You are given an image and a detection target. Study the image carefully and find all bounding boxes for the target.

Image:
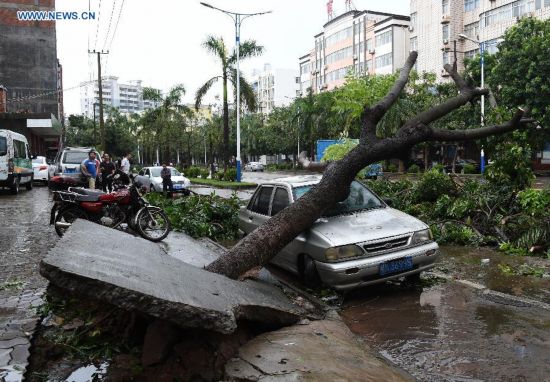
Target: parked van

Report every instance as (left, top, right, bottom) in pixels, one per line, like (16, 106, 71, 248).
(0, 129, 33, 194)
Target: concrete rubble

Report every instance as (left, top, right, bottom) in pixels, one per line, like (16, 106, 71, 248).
(39, 219, 305, 335)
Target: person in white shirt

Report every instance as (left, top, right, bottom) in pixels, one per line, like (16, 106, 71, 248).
(120, 153, 132, 174)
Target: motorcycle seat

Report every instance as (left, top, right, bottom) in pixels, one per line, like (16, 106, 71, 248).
(69, 187, 105, 196)
(75, 194, 101, 202)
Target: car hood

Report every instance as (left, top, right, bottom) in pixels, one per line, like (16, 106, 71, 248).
(312, 207, 427, 247)
(152, 176, 189, 183)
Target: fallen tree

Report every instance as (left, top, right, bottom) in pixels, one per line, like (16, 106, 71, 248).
(206, 51, 536, 279)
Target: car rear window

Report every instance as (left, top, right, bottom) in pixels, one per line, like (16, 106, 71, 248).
(63, 151, 90, 164)
(293, 181, 383, 216)
(0, 137, 6, 156)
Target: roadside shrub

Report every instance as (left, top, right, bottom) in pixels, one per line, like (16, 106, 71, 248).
(387, 163, 398, 172)
(184, 166, 201, 178)
(485, 139, 534, 191)
(199, 168, 209, 179)
(147, 193, 240, 240)
(462, 163, 477, 174)
(517, 189, 550, 216)
(413, 169, 455, 203)
(224, 168, 237, 182)
(407, 164, 420, 174)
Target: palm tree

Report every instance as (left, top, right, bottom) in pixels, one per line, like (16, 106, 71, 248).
(195, 36, 263, 168)
(140, 85, 191, 164)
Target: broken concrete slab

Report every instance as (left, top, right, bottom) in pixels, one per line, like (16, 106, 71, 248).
(159, 231, 224, 268)
(225, 317, 413, 382)
(40, 220, 305, 335)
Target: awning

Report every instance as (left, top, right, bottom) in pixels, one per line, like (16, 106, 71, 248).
(26, 114, 61, 137)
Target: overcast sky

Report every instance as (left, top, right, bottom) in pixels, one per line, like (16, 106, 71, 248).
(56, 0, 409, 115)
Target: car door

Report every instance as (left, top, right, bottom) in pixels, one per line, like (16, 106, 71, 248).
(269, 187, 298, 271)
(241, 185, 274, 234)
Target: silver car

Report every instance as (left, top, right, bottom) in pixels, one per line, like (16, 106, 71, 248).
(244, 162, 264, 172)
(134, 166, 191, 192)
(239, 175, 439, 291)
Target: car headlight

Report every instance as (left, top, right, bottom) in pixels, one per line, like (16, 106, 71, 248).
(411, 229, 433, 245)
(325, 244, 364, 262)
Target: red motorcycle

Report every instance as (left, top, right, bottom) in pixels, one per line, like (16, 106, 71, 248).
(50, 172, 171, 242)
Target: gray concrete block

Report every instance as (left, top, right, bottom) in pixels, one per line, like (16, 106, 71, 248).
(40, 220, 304, 334)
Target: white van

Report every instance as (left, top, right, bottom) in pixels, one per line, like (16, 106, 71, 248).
(0, 129, 34, 194)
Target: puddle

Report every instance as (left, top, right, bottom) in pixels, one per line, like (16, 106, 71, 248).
(341, 282, 550, 381)
(438, 246, 550, 303)
(65, 362, 108, 382)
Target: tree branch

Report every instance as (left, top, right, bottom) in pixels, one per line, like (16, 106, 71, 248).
(360, 51, 418, 142)
(298, 151, 328, 172)
(427, 110, 534, 141)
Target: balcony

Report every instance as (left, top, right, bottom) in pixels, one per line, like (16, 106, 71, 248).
(441, 14, 451, 24)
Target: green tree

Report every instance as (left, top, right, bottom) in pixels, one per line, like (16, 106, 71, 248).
(195, 36, 263, 168)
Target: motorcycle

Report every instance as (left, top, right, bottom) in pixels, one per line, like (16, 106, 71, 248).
(50, 171, 171, 242)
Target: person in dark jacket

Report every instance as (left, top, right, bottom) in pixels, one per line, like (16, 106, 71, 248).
(160, 163, 173, 198)
(100, 153, 116, 192)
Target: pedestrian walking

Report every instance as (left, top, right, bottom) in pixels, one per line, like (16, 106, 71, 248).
(121, 153, 132, 174)
(81, 150, 99, 189)
(100, 153, 116, 192)
(160, 163, 173, 198)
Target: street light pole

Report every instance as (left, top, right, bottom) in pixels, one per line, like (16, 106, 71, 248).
(458, 34, 484, 126)
(200, 2, 271, 182)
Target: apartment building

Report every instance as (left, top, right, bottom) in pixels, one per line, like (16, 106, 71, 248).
(298, 10, 410, 96)
(410, 0, 550, 79)
(80, 77, 161, 119)
(250, 64, 298, 114)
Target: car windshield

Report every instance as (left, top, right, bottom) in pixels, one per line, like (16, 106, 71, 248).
(0, 137, 7, 156)
(63, 151, 91, 164)
(292, 180, 383, 216)
(32, 157, 44, 164)
(150, 167, 180, 177)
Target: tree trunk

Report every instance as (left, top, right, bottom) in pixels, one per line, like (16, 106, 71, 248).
(206, 52, 533, 280)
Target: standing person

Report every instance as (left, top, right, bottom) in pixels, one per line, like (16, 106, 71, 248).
(100, 153, 116, 192)
(81, 150, 98, 189)
(121, 153, 132, 175)
(160, 163, 173, 198)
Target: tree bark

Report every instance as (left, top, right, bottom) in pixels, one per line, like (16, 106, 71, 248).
(206, 53, 535, 279)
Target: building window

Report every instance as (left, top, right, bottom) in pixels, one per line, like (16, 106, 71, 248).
(375, 53, 392, 68)
(483, 38, 501, 54)
(442, 24, 450, 42)
(442, 0, 449, 14)
(482, 0, 535, 27)
(366, 60, 373, 72)
(410, 36, 418, 52)
(326, 46, 353, 65)
(464, 49, 479, 59)
(442, 51, 452, 66)
(463, 22, 479, 39)
(366, 39, 373, 52)
(410, 12, 417, 29)
(325, 26, 353, 47)
(465, 0, 480, 12)
(375, 30, 392, 47)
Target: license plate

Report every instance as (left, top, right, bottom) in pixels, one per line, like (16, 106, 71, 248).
(64, 168, 76, 173)
(379, 257, 413, 276)
(174, 184, 183, 189)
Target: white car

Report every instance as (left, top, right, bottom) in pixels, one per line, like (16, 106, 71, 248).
(239, 175, 439, 291)
(135, 166, 191, 192)
(32, 156, 49, 184)
(244, 162, 264, 172)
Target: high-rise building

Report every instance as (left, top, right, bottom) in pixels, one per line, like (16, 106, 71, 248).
(0, 0, 60, 116)
(410, 0, 550, 79)
(80, 77, 161, 119)
(0, 0, 62, 156)
(250, 64, 298, 114)
(298, 10, 410, 96)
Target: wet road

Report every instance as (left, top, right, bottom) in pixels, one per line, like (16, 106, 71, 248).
(340, 247, 550, 382)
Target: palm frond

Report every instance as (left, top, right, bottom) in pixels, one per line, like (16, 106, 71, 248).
(228, 40, 264, 64)
(229, 70, 257, 111)
(194, 76, 221, 110)
(203, 35, 228, 65)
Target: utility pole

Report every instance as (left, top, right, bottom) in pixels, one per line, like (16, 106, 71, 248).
(89, 50, 109, 151)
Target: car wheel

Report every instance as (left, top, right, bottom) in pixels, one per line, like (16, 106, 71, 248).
(303, 255, 322, 289)
(10, 177, 20, 195)
(26, 176, 33, 190)
(150, 185, 155, 193)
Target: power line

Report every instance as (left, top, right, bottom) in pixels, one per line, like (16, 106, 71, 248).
(6, 84, 84, 104)
(102, 0, 118, 52)
(105, 0, 125, 52)
(93, 0, 103, 51)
